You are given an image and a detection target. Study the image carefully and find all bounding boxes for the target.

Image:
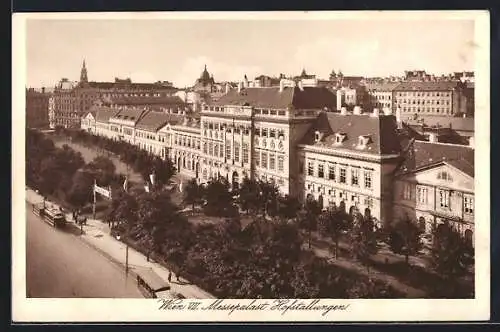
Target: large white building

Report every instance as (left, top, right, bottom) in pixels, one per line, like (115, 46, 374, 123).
(81, 79, 475, 242)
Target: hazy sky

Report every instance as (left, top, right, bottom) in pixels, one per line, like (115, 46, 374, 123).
(25, 17, 475, 88)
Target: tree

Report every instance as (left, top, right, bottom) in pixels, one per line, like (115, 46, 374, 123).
(430, 222, 474, 280)
(67, 169, 94, 209)
(350, 212, 379, 271)
(85, 155, 116, 186)
(183, 178, 202, 211)
(257, 180, 280, 216)
(277, 195, 301, 220)
(318, 206, 351, 259)
(388, 215, 424, 266)
(202, 177, 235, 217)
(238, 177, 260, 214)
(299, 196, 322, 249)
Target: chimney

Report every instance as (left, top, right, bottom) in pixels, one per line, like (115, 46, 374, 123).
(298, 80, 304, 91)
(353, 106, 362, 115)
(340, 107, 347, 115)
(428, 133, 438, 143)
(279, 79, 285, 93)
(372, 108, 380, 117)
(225, 84, 230, 94)
(382, 107, 392, 116)
(469, 136, 474, 148)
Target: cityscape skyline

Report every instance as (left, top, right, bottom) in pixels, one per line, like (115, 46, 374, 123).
(26, 16, 475, 88)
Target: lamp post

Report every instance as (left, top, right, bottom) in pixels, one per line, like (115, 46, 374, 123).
(116, 233, 129, 276)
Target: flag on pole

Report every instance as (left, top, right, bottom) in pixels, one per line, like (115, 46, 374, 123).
(123, 176, 128, 192)
(149, 172, 155, 187)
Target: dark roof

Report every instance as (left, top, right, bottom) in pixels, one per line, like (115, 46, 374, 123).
(406, 116, 474, 132)
(300, 112, 402, 155)
(111, 108, 148, 122)
(399, 141, 474, 177)
(394, 81, 461, 91)
(135, 111, 172, 131)
(364, 82, 400, 91)
(94, 107, 121, 122)
(106, 96, 186, 106)
(211, 86, 336, 110)
(88, 81, 177, 91)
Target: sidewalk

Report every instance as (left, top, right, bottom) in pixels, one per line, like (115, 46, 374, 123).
(25, 188, 215, 299)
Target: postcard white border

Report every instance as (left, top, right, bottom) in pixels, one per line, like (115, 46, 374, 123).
(12, 10, 490, 322)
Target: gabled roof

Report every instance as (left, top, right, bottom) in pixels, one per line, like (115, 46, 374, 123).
(136, 111, 184, 132)
(398, 141, 474, 177)
(299, 112, 402, 156)
(394, 81, 461, 91)
(94, 107, 121, 123)
(105, 96, 186, 106)
(210, 86, 336, 110)
(111, 108, 148, 123)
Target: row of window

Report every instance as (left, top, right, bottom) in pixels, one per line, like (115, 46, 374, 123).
(175, 135, 201, 149)
(400, 107, 451, 114)
(254, 127, 286, 139)
(306, 184, 374, 208)
(254, 151, 285, 172)
(398, 99, 450, 105)
(304, 160, 373, 190)
(397, 91, 451, 97)
(254, 109, 287, 116)
(404, 183, 474, 214)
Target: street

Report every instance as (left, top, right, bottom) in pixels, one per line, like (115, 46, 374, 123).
(26, 202, 143, 298)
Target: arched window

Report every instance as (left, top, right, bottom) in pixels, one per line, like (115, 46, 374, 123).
(465, 229, 473, 247)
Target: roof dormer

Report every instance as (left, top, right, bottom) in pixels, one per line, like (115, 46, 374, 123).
(334, 133, 347, 145)
(357, 135, 371, 149)
(314, 130, 324, 143)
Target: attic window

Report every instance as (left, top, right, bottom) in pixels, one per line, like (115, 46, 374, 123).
(335, 133, 347, 144)
(437, 171, 453, 182)
(314, 131, 324, 143)
(357, 135, 371, 148)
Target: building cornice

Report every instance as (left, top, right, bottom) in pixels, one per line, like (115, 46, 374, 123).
(298, 144, 401, 163)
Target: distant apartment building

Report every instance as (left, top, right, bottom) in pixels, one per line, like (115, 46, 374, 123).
(364, 82, 399, 111)
(393, 81, 468, 117)
(53, 60, 177, 128)
(26, 88, 50, 129)
(335, 86, 367, 111)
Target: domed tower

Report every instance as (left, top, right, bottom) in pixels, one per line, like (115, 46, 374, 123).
(80, 59, 88, 84)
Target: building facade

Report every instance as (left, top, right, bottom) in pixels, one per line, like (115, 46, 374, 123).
(393, 81, 467, 117)
(53, 61, 178, 128)
(392, 140, 474, 246)
(82, 79, 475, 242)
(26, 88, 50, 129)
(364, 82, 399, 111)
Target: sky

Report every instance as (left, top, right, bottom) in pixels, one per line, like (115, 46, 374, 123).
(25, 15, 475, 88)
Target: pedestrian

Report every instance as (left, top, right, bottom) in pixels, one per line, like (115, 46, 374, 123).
(168, 271, 172, 283)
(176, 269, 181, 282)
(146, 251, 150, 262)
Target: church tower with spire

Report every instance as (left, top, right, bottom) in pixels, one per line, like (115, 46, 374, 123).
(80, 59, 88, 85)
